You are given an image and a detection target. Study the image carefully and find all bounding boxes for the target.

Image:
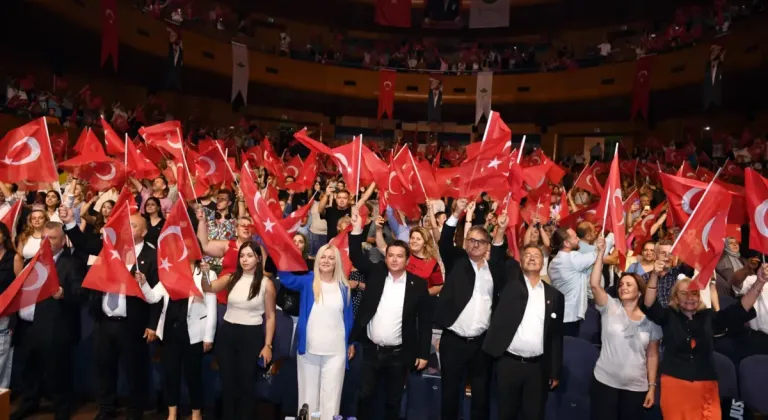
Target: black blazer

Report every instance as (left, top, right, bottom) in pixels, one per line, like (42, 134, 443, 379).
(434, 221, 507, 330)
(64, 225, 162, 334)
(482, 253, 565, 381)
(14, 251, 86, 345)
(348, 231, 431, 365)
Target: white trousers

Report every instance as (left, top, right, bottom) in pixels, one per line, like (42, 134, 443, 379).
(297, 352, 346, 420)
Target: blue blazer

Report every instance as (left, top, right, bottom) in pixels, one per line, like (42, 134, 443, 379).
(277, 271, 355, 357)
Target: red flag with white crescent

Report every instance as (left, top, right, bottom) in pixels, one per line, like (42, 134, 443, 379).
(0, 239, 60, 316)
(157, 199, 203, 300)
(595, 150, 627, 258)
(745, 168, 768, 255)
(0, 118, 58, 184)
(378, 70, 396, 119)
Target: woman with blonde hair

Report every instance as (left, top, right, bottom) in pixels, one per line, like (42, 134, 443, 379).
(14, 209, 49, 274)
(277, 244, 355, 420)
(643, 261, 767, 419)
(375, 221, 443, 296)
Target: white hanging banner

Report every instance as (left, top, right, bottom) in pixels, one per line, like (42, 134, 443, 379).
(231, 41, 249, 103)
(469, 0, 510, 29)
(475, 71, 493, 124)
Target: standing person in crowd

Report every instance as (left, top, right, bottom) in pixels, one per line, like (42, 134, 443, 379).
(642, 240, 693, 307)
(277, 244, 355, 420)
(130, 176, 175, 215)
(137, 261, 218, 420)
(201, 241, 276, 420)
(0, 224, 16, 388)
(61, 209, 161, 420)
(308, 189, 328, 256)
(11, 223, 85, 420)
(627, 241, 656, 275)
(589, 236, 661, 420)
(14, 209, 49, 274)
(731, 265, 768, 355)
(483, 214, 565, 420)
(375, 221, 443, 296)
(142, 197, 165, 247)
(44, 190, 62, 222)
(435, 198, 505, 420)
(643, 261, 767, 419)
(549, 227, 599, 337)
(318, 183, 375, 240)
(348, 206, 431, 420)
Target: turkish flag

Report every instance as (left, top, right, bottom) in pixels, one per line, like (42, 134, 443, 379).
(631, 56, 651, 120)
(464, 111, 512, 164)
(103, 201, 137, 266)
(175, 161, 210, 201)
(696, 166, 716, 182)
(665, 148, 686, 167)
(378, 70, 396, 119)
(50, 131, 68, 161)
(672, 182, 731, 290)
(0, 118, 58, 184)
(560, 203, 599, 230)
(677, 160, 697, 179)
(286, 151, 318, 192)
(263, 184, 283, 219)
(283, 155, 304, 181)
(197, 145, 233, 185)
(0, 201, 22, 241)
(574, 164, 603, 195)
(281, 200, 314, 234)
(619, 159, 638, 176)
(375, 0, 412, 27)
(521, 185, 551, 225)
(83, 240, 145, 298)
(80, 159, 127, 192)
(0, 239, 60, 316)
(157, 199, 203, 300)
(745, 168, 768, 255)
(138, 121, 184, 160)
(101, 0, 119, 71)
(435, 167, 462, 198)
(660, 173, 706, 228)
(101, 117, 125, 156)
(630, 202, 666, 252)
(241, 165, 307, 272)
(723, 161, 745, 178)
(596, 151, 627, 258)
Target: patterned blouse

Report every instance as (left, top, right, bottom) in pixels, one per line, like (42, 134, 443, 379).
(203, 207, 237, 267)
(350, 270, 367, 316)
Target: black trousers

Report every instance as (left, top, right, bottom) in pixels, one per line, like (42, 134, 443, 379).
(590, 376, 647, 420)
(496, 354, 548, 420)
(162, 320, 204, 410)
(439, 330, 491, 420)
(14, 320, 73, 420)
(216, 321, 264, 420)
(562, 320, 582, 338)
(357, 342, 409, 420)
(95, 318, 149, 419)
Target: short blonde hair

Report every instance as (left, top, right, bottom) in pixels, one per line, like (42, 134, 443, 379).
(668, 277, 707, 312)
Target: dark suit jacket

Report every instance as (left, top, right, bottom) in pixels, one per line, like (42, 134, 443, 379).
(434, 221, 507, 330)
(482, 252, 565, 381)
(348, 231, 431, 365)
(14, 251, 86, 346)
(64, 225, 162, 334)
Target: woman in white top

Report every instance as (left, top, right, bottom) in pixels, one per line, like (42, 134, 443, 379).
(201, 241, 276, 420)
(44, 190, 62, 222)
(589, 235, 661, 420)
(14, 209, 49, 275)
(278, 244, 355, 420)
(138, 261, 218, 420)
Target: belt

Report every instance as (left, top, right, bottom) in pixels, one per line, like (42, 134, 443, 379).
(105, 316, 127, 322)
(368, 342, 403, 352)
(504, 352, 542, 363)
(443, 329, 485, 343)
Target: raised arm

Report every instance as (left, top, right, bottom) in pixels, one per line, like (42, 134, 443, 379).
(276, 270, 314, 291)
(349, 206, 374, 276)
(195, 207, 228, 257)
(589, 235, 608, 307)
(374, 216, 387, 255)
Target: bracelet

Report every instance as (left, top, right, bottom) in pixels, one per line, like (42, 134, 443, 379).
(648, 382, 657, 387)
(266, 343, 273, 349)
(647, 286, 657, 289)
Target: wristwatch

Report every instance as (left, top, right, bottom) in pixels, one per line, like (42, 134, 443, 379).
(266, 343, 273, 349)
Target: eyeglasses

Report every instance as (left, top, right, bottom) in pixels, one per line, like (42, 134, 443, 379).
(678, 290, 700, 298)
(467, 238, 490, 247)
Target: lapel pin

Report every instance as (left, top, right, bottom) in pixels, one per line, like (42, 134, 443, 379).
(551, 312, 557, 319)
(546, 300, 551, 304)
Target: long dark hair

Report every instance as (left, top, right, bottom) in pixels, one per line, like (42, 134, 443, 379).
(0, 223, 15, 254)
(227, 240, 264, 300)
(143, 197, 164, 220)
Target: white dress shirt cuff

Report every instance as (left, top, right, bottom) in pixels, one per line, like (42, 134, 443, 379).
(64, 221, 77, 231)
(446, 215, 459, 227)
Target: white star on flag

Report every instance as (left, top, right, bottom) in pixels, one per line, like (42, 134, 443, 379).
(159, 258, 172, 271)
(263, 218, 276, 232)
(110, 249, 121, 260)
(487, 157, 502, 170)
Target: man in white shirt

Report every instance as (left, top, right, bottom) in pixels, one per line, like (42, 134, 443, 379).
(549, 227, 599, 337)
(482, 231, 565, 420)
(348, 207, 431, 420)
(435, 198, 505, 420)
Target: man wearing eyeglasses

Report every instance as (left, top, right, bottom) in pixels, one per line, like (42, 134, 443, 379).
(435, 198, 507, 420)
(483, 215, 565, 420)
(642, 239, 694, 307)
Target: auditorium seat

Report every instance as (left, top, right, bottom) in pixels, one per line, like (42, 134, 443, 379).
(738, 355, 768, 414)
(546, 336, 598, 420)
(713, 351, 739, 399)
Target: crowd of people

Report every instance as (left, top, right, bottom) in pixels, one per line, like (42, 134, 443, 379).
(0, 106, 767, 420)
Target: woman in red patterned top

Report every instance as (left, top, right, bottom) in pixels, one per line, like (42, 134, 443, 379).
(375, 218, 443, 295)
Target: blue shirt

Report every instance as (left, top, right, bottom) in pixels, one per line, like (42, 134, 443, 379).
(277, 271, 355, 358)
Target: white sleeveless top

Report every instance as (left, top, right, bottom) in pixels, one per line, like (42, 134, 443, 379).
(22, 236, 42, 259)
(224, 274, 267, 326)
